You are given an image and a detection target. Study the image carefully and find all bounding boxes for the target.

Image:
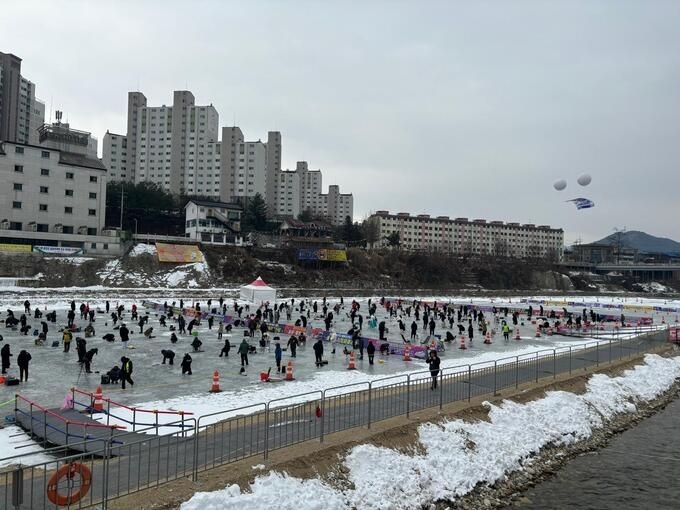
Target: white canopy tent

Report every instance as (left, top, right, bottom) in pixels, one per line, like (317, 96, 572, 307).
(239, 276, 277, 304)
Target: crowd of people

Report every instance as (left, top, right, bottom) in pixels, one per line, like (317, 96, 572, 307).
(0, 295, 623, 395)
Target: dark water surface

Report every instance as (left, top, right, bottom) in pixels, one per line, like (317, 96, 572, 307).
(517, 397, 680, 509)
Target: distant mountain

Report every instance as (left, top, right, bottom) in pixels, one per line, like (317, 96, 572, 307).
(595, 230, 680, 256)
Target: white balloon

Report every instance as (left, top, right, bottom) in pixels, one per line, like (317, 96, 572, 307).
(577, 173, 592, 186)
(553, 179, 567, 191)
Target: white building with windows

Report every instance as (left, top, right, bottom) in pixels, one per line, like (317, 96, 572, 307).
(184, 198, 243, 245)
(0, 123, 120, 255)
(273, 161, 353, 226)
(370, 211, 563, 260)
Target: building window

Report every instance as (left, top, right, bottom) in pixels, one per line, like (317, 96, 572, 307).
(65, 189, 74, 197)
(103, 243, 109, 250)
(9, 222, 22, 230)
(39, 204, 48, 212)
(12, 201, 21, 209)
(62, 226, 74, 234)
(37, 223, 49, 232)
(41, 151, 50, 159)
(41, 168, 50, 176)
(90, 176, 98, 183)
(65, 206, 73, 214)
(14, 146, 24, 154)
(88, 209, 96, 216)
(40, 186, 48, 193)
(14, 165, 23, 173)
(87, 228, 97, 236)
(91, 243, 97, 249)
(66, 172, 74, 179)
(89, 192, 97, 199)
(13, 183, 23, 191)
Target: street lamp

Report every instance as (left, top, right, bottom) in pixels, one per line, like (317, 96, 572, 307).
(133, 219, 138, 236)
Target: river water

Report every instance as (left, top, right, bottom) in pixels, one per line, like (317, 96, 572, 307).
(516, 396, 680, 509)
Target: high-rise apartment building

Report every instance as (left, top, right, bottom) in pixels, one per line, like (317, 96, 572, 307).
(273, 161, 353, 225)
(103, 89, 353, 225)
(0, 51, 45, 144)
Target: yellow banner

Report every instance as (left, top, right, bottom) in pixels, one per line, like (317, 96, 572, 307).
(0, 243, 32, 253)
(318, 249, 347, 262)
(156, 243, 204, 263)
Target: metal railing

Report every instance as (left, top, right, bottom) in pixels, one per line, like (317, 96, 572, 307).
(0, 328, 669, 509)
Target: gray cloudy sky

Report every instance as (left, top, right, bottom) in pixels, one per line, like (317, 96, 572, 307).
(3, 1, 679, 244)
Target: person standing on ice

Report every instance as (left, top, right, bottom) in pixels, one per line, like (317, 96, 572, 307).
(120, 356, 134, 389)
(428, 317, 436, 336)
(219, 338, 231, 357)
(1, 344, 11, 374)
(274, 342, 282, 373)
(238, 338, 250, 366)
(17, 349, 31, 381)
(119, 323, 130, 347)
(313, 338, 324, 367)
(410, 321, 418, 341)
(467, 322, 474, 343)
(427, 350, 441, 390)
(287, 335, 298, 358)
(366, 340, 376, 365)
(181, 353, 193, 375)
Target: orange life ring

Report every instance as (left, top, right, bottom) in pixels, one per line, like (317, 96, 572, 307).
(46, 462, 92, 506)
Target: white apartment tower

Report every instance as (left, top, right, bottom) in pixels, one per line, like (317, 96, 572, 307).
(273, 161, 354, 225)
(104, 91, 220, 195)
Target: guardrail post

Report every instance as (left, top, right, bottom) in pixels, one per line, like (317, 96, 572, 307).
(320, 391, 325, 444)
(493, 361, 497, 395)
(596, 341, 600, 367)
(406, 374, 411, 418)
(439, 370, 443, 409)
(569, 346, 572, 374)
(102, 438, 111, 510)
(41, 408, 46, 447)
(467, 365, 471, 402)
(264, 403, 270, 460)
(367, 382, 372, 429)
(535, 352, 539, 382)
(609, 339, 612, 363)
(154, 410, 159, 435)
(133, 408, 137, 432)
(192, 418, 200, 481)
(106, 399, 111, 427)
(515, 357, 519, 388)
(553, 350, 556, 379)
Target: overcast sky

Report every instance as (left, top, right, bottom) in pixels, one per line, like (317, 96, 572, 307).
(3, 1, 679, 244)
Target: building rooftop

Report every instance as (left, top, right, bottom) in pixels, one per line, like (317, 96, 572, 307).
(184, 198, 242, 210)
(59, 151, 107, 171)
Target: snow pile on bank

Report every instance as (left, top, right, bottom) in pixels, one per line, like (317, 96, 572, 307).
(180, 354, 680, 510)
(129, 243, 157, 257)
(636, 282, 672, 294)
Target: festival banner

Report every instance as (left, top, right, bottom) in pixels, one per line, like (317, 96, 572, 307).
(156, 243, 204, 263)
(0, 243, 32, 253)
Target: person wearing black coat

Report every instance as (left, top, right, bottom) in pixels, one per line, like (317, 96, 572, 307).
(161, 349, 175, 365)
(366, 340, 376, 365)
(84, 348, 98, 373)
(219, 338, 230, 357)
(427, 350, 441, 390)
(378, 321, 386, 340)
(119, 324, 130, 346)
(181, 353, 192, 375)
(120, 356, 134, 389)
(1, 344, 11, 374)
(17, 350, 31, 381)
(313, 339, 324, 367)
(76, 337, 87, 363)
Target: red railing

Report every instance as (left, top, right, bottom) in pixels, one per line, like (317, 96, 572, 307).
(71, 387, 193, 433)
(15, 394, 122, 430)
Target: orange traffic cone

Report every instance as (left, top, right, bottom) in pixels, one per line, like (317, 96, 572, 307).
(209, 370, 222, 392)
(347, 351, 356, 370)
(483, 332, 492, 344)
(403, 344, 412, 361)
(92, 386, 104, 412)
(514, 328, 521, 341)
(459, 335, 467, 349)
(285, 361, 295, 380)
